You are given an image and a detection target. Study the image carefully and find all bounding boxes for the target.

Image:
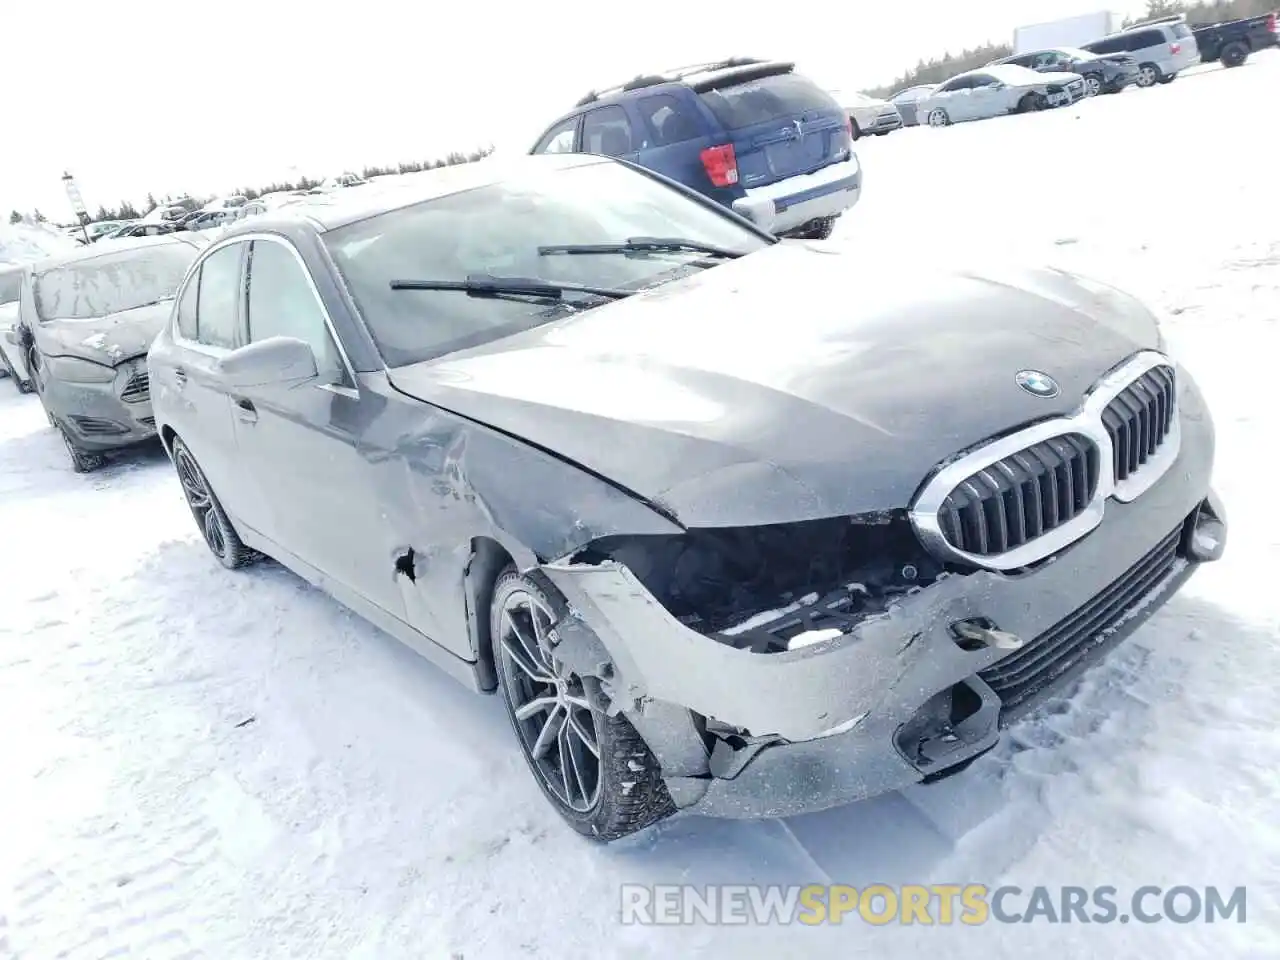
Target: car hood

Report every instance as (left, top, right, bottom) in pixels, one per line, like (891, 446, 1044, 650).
(388, 242, 1163, 529)
(34, 300, 172, 366)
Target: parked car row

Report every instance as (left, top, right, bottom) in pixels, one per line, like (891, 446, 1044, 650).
(885, 13, 1263, 129)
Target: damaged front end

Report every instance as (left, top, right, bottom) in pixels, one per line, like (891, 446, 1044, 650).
(568, 511, 948, 654)
(539, 510, 1013, 817)
(537, 481, 1220, 818)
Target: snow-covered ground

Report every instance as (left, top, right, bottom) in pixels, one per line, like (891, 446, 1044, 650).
(3, 58, 1279, 960)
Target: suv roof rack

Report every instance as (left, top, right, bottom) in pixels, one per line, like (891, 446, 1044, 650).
(574, 57, 771, 107)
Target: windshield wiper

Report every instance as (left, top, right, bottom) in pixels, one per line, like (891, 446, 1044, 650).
(537, 236, 746, 260)
(389, 274, 633, 301)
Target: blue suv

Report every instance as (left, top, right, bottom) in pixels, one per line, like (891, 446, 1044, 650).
(529, 58, 862, 240)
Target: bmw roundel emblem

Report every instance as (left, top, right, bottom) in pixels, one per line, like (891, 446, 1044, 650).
(1015, 369, 1060, 399)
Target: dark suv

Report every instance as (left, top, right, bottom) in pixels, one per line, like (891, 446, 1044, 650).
(529, 58, 861, 240)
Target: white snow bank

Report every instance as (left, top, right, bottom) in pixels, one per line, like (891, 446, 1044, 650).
(0, 220, 78, 265)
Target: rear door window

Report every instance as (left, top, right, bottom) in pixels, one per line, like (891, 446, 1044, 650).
(1083, 37, 1122, 54)
(637, 93, 703, 145)
(581, 106, 635, 157)
(1127, 30, 1161, 50)
(698, 72, 841, 130)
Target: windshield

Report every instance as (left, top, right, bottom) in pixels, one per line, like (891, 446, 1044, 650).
(323, 159, 770, 367)
(33, 242, 199, 321)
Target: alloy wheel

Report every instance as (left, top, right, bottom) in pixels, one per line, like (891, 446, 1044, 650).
(928, 109, 948, 127)
(175, 445, 226, 558)
(498, 588, 602, 812)
(1084, 76, 1102, 96)
(1138, 66, 1157, 87)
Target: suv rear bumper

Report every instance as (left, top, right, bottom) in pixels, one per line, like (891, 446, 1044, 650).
(731, 155, 862, 236)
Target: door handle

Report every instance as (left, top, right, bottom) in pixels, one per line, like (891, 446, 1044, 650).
(234, 397, 257, 424)
(173, 366, 187, 388)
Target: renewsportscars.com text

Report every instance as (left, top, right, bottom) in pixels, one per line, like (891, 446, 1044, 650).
(619, 883, 1247, 926)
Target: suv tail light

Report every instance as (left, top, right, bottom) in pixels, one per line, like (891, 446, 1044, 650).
(1170, 41, 1182, 54)
(1267, 12, 1276, 32)
(700, 144, 739, 187)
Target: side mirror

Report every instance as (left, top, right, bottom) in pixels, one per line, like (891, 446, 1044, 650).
(216, 336, 317, 389)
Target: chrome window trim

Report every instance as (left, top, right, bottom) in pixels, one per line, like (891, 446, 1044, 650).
(909, 350, 1180, 571)
(170, 232, 359, 393)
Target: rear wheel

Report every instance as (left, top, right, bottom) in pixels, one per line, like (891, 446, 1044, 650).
(791, 217, 836, 241)
(172, 437, 259, 569)
(1136, 63, 1160, 87)
(1221, 42, 1249, 68)
(491, 568, 674, 841)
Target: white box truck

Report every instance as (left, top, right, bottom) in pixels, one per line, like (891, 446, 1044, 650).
(1013, 11, 1119, 53)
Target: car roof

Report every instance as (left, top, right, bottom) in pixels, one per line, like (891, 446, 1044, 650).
(955, 63, 1038, 82)
(216, 153, 608, 236)
(28, 232, 208, 273)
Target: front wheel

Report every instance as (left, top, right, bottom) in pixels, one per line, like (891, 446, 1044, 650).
(171, 437, 259, 569)
(1018, 92, 1047, 113)
(926, 107, 950, 127)
(491, 568, 674, 841)
(60, 428, 105, 474)
(0, 348, 30, 393)
(1136, 63, 1160, 87)
(1083, 74, 1103, 97)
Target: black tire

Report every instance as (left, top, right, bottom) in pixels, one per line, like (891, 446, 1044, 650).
(0, 348, 30, 393)
(1221, 43, 1249, 68)
(791, 217, 836, 241)
(59, 427, 106, 473)
(1018, 92, 1047, 113)
(926, 107, 950, 127)
(874, 130, 890, 136)
(1136, 63, 1160, 87)
(171, 436, 260, 569)
(1157, 73, 1176, 84)
(491, 567, 674, 841)
(849, 118, 862, 141)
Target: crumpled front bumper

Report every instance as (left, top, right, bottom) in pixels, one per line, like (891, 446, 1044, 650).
(542, 376, 1222, 820)
(43, 361, 156, 451)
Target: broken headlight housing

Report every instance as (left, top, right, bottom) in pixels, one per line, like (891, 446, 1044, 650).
(570, 511, 951, 653)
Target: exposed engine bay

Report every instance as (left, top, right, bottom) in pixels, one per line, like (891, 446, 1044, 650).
(570, 511, 956, 653)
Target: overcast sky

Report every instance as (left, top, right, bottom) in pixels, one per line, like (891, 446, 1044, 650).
(2, 0, 1147, 220)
